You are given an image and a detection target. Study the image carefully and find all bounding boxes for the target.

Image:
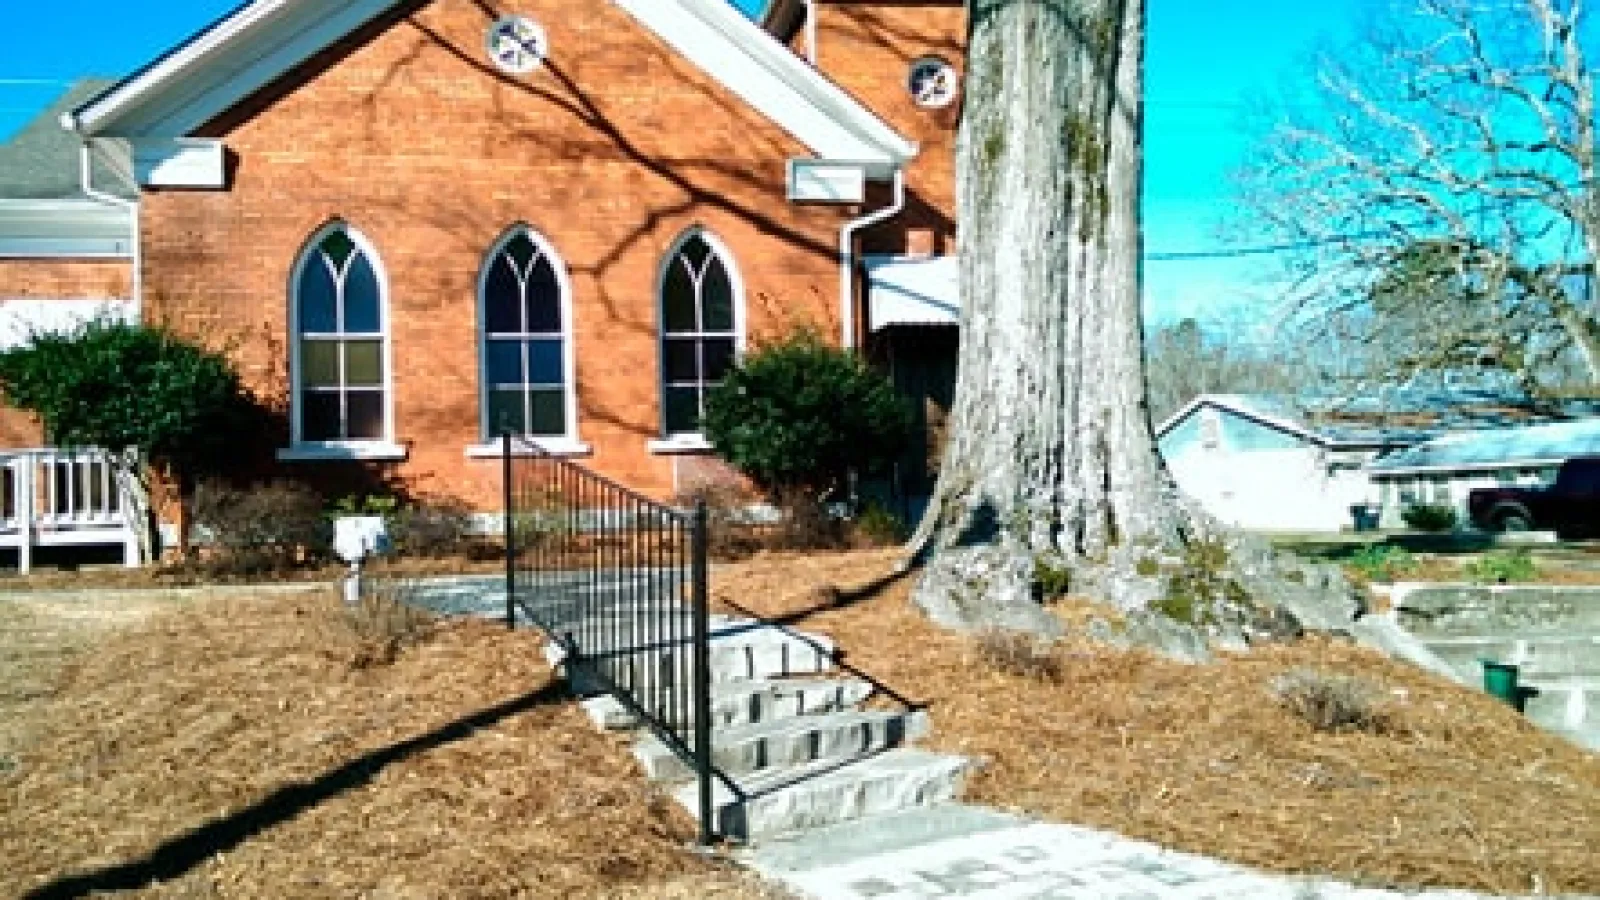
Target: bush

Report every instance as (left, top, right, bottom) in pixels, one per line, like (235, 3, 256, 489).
(852, 501, 907, 547)
(1462, 548, 1537, 584)
(702, 330, 913, 499)
(191, 480, 330, 574)
(974, 629, 1062, 683)
(674, 480, 768, 560)
(1347, 544, 1419, 583)
(342, 578, 435, 668)
(1270, 668, 1396, 734)
(1401, 502, 1458, 532)
(388, 499, 479, 559)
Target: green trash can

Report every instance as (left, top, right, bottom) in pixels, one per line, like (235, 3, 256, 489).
(1482, 661, 1539, 713)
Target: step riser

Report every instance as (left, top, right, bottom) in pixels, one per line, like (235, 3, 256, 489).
(639, 712, 930, 781)
(546, 636, 834, 684)
(587, 681, 876, 730)
(708, 760, 970, 842)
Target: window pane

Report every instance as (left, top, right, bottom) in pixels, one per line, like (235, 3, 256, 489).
(665, 386, 701, 434)
(321, 229, 356, 269)
(526, 255, 562, 333)
(506, 232, 537, 271)
(301, 340, 339, 388)
(486, 340, 524, 385)
(302, 391, 342, 441)
(347, 390, 384, 440)
(528, 338, 564, 385)
(681, 234, 711, 271)
(662, 257, 697, 333)
(702, 257, 734, 331)
(484, 255, 522, 334)
(529, 389, 566, 436)
(703, 338, 736, 382)
(298, 257, 338, 333)
(345, 340, 382, 387)
(344, 251, 382, 334)
(663, 338, 699, 383)
(488, 389, 526, 435)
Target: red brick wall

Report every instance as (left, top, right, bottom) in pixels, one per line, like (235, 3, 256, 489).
(814, 1, 965, 256)
(142, 0, 877, 509)
(0, 259, 131, 300)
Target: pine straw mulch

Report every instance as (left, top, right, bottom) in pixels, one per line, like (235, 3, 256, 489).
(0, 591, 786, 899)
(713, 549, 1600, 897)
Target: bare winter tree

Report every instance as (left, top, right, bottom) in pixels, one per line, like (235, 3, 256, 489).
(1238, 0, 1600, 393)
(906, 1, 1358, 640)
(1144, 315, 1312, 422)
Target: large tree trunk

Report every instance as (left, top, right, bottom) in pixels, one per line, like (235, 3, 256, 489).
(908, 0, 1185, 633)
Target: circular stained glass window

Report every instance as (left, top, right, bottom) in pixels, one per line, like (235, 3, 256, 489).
(487, 15, 547, 75)
(908, 57, 959, 109)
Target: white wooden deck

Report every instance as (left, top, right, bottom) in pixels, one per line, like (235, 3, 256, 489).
(0, 448, 139, 572)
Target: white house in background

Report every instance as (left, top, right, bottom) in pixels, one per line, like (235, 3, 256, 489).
(1367, 418, 1600, 529)
(1156, 395, 1422, 533)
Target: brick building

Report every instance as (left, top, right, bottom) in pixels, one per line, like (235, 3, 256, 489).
(27, 0, 967, 511)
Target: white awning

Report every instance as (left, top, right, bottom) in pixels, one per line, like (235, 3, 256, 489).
(864, 254, 959, 331)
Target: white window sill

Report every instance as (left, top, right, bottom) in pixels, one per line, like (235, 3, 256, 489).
(647, 435, 713, 455)
(465, 438, 593, 459)
(276, 442, 408, 462)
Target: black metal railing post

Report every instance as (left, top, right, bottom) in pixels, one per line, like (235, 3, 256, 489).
(502, 432, 515, 631)
(501, 440, 722, 844)
(690, 500, 714, 845)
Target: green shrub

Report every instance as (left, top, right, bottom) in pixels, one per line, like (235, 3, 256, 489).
(1401, 502, 1458, 532)
(702, 330, 913, 499)
(1462, 548, 1537, 584)
(0, 319, 263, 558)
(853, 501, 907, 547)
(1347, 544, 1419, 582)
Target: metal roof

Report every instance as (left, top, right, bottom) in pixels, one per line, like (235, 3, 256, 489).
(1369, 418, 1600, 473)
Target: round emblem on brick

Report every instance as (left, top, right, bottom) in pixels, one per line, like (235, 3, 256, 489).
(487, 15, 547, 75)
(908, 57, 959, 109)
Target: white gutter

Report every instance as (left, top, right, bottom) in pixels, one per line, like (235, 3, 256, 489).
(77, 144, 142, 317)
(838, 168, 904, 350)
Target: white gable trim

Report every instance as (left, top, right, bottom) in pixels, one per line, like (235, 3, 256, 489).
(67, 0, 402, 139)
(1156, 395, 1326, 448)
(67, 0, 916, 170)
(616, 0, 916, 169)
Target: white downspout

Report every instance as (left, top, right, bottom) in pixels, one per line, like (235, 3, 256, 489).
(802, 0, 818, 64)
(78, 143, 142, 319)
(838, 168, 904, 350)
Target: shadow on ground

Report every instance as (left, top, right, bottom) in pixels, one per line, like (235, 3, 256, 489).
(24, 681, 567, 900)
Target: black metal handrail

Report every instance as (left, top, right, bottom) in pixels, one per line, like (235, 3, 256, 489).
(501, 433, 716, 844)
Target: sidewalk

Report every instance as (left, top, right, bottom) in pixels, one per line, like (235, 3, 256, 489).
(747, 808, 1540, 900)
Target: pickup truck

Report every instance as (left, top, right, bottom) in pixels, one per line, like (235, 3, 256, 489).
(1467, 457, 1600, 534)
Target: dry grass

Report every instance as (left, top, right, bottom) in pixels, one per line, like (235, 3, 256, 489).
(0, 590, 782, 898)
(715, 549, 1600, 896)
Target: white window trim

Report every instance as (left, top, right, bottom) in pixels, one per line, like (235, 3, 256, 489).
(281, 220, 397, 459)
(655, 227, 745, 448)
(476, 224, 582, 447)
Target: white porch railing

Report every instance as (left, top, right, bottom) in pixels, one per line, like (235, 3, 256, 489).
(0, 448, 140, 573)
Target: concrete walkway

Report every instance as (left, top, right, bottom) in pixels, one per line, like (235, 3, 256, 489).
(746, 807, 1547, 900)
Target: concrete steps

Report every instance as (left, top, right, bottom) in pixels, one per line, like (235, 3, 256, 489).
(584, 677, 876, 730)
(679, 746, 973, 842)
(635, 708, 931, 780)
(556, 608, 975, 844)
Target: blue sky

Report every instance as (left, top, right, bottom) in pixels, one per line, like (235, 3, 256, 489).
(0, 0, 1360, 324)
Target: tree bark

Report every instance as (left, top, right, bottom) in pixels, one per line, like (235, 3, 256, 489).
(909, 0, 1187, 632)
